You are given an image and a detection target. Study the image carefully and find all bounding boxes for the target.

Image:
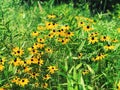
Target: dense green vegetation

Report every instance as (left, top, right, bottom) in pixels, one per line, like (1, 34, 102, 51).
(0, 0, 120, 90)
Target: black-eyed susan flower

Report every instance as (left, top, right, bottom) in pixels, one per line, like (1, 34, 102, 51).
(29, 57, 38, 64)
(37, 25, 44, 31)
(0, 88, 5, 90)
(43, 74, 51, 80)
(61, 38, 70, 45)
(0, 57, 6, 65)
(12, 47, 24, 56)
(87, 18, 95, 24)
(11, 76, 20, 85)
(78, 53, 83, 59)
(100, 35, 110, 42)
(42, 83, 48, 88)
(89, 32, 98, 37)
(45, 22, 57, 30)
(30, 72, 39, 79)
(82, 70, 89, 75)
(88, 36, 98, 44)
(104, 44, 115, 50)
(78, 21, 85, 27)
(112, 39, 118, 43)
(83, 25, 93, 32)
(65, 32, 74, 37)
(37, 51, 44, 57)
(34, 82, 39, 87)
(37, 38, 45, 43)
(16, 69, 21, 74)
(33, 43, 41, 49)
(117, 28, 120, 33)
(0, 64, 4, 71)
(38, 43, 45, 49)
(48, 33, 54, 38)
(31, 31, 39, 37)
(47, 14, 56, 19)
(97, 53, 106, 60)
(92, 53, 107, 61)
(23, 66, 32, 72)
(19, 78, 29, 87)
(52, 29, 56, 33)
(58, 29, 66, 37)
(45, 47, 52, 53)
(47, 66, 58, 74)
(61, 25, 70, 30)
(38, 59, 44, 66)
(117, 81, 120, 90)
(12, 58, 22, 66)
(28, 47, 38, 55)
(50, 29, 58, 36)
(2, 83, 10, 89)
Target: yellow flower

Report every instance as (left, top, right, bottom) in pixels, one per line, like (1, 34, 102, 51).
(88, 36, 98, 44)
(104, 45, 115, 50)
(117, 28, 120, 33)
(78, 53, 83, 59)
(11, 77, 20, 85)
(43, 74, 51, 80)
(0, 64, 4, 71)
(78, 21, 85, 27)
(34, 82, 39, 87)
(12, 58, 22, 66)
(61, 25, 70, 30)
(0, 88, 5, 90)
(42, 83, 48, 88)
(87, 18, 95, 24)
(45, 48, 52, 53)
(30, 72, 39, 79)
(38, 43, 45, 49)
(38, 59, 44, 66)
(47, 66, 58, 74)
(82, 70, 89, 75)
(29, 57, 38, 64)
(0, 57, 6, 65)
(23, 66, 32, 72)
(83, 25, 93, 32)
(89, 32, 98, 37)
(37, 25, 44, 30)
(117, 81, 120, 90)
(65, 32, 74, 37)
(50, 29, 56, 34)
(12, 47, 24, 56)
(31, 31, 39, 37)
(112, 39, 118, 43)
(100, 35, 110, 42)
(47, 14, 56, 19)
(28, 47, 38, 55)
(45, 22, 57, 30)
(19, 78, 29, 87)
(34, 43, 40, 48)
(48, 33, 54, 38)
(92, 53, 107, 61)
(60, 38, 70, 44)
(58, 29, 66, 37)
(37, 38, 45, 43)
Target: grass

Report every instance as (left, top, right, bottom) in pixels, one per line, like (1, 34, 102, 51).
(0, 0, 120, 90)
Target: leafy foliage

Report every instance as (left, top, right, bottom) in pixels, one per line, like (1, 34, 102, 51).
(0, 0, 120, 90)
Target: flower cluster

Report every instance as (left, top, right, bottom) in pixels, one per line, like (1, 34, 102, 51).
(0, 6, 119, 90)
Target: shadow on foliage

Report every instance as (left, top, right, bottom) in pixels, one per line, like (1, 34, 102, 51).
(20, 0, 120, 15)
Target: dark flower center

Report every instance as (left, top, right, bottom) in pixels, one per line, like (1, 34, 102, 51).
(87, 26, 90, 29)
(22, 80, 24, 82)
(91, 37, 94, 40)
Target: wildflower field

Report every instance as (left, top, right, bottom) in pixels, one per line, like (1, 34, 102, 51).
(0, 0, 120, 90)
